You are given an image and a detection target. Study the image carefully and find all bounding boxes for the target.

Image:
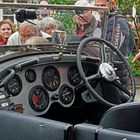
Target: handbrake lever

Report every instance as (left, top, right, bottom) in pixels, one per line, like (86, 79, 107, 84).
(0, 69, 15, 88)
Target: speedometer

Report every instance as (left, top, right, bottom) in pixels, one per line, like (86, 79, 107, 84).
(42, 66, 60, 91)
(29, 85, 49, 112)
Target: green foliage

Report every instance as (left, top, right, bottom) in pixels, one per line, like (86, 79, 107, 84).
(49, 0, 75, 34)
(116, 0, 140, 13)
(49, 0, 74, 5)
(54, 11, 75, 34)
(128, 54, 140, 76)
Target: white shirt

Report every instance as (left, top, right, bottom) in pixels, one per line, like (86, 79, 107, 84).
(7, 31, 51, 45)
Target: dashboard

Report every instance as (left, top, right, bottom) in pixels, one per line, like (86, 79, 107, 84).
(0, 54, 99, 116)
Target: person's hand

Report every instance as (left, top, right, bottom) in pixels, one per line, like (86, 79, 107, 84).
(131, 50, 140, 63)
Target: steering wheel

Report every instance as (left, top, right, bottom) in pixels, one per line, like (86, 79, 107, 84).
(76, 37, 136, 107)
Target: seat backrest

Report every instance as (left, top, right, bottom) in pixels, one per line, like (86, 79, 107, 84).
(98, 128, 140, 140)
(0, 110, 73, 140)
(74, 123, 102, 140)
(100, 102, 140, 133)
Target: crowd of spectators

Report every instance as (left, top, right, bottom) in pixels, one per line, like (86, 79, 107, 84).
(0, 0, 137, 64)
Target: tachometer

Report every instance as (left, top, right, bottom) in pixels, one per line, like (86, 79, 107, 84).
(42, 66, 60, 91)
(5, 75, 22, 96)
(29, 85, 49, 112)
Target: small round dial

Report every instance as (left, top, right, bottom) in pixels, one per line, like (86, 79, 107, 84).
(59, 85, 74, 105)
(25, 69, 36, 83)
(29, 85, 49, 112)
(67, 66, 81, 86)
(42, 66, 60, 91)
(5, 75, 22, 96)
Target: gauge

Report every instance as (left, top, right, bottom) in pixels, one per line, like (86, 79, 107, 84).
(25, 69, 36, 83)
(59, 85, 74, 105)
(29, 85, 49, 112)
(42, 66, 60, 91)
(5, 75, 22, 96)
(67, 66, 81, 86)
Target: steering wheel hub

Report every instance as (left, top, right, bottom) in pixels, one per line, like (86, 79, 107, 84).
(100, 63, 116, 81)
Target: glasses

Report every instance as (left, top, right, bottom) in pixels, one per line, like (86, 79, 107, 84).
(75, 10, 87, 15)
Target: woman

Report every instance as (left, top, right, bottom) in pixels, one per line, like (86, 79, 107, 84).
(41, 17, 58, 36)
(0, 19, 14, 45)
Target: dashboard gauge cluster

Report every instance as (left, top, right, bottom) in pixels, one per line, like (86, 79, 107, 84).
(42, 66, 60, 91)
(25, 69, 36, 83)
(3, 63, 95, 115)
(29, 85, 49, 112)
(5, 75, 22, 96)
(59, 84, 74, 105)
(67, 66, 81, 86)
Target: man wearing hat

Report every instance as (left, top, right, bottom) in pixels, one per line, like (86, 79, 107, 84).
(73, 0, 101, 38)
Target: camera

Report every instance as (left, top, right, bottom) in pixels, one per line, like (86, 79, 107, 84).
(15, 9, 37, 22)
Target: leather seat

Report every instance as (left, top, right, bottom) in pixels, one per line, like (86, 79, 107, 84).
(98, 128, 140, 140)
(74, 123, 102, 140)
(100, 102, 140, 133)
(0, 110, 73, 140)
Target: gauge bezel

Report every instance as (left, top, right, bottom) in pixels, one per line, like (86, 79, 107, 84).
(29, 85, 49, 112)
(5, 75, 22, 96)
(25, 69, 36, 83)
(42, 66, 60, 91)
(67, 66, 81, 86)
(59, 84, 74, 105)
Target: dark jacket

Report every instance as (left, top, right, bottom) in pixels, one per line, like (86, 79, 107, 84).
(106, 8, 134, 57)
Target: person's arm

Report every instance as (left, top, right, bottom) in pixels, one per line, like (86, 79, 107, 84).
(7, 32, 21, 45)
(131, 50, 140, 63)
(118, 18, 129, 37)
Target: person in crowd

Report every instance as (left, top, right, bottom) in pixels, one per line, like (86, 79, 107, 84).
(0, 19, 14, 45)
(131, 50, 140, 63)
(5, 19, 17, 32)
(95, 0, 135, 57)
(7, 21, 51, 45)
(19, 36, 49, 52)
(25, 36, 49, 44)
(38, 0, 50, 20)
(40, 17, 58, 36)
(40, 17, 66, 43)
(72, 0, 101, 38)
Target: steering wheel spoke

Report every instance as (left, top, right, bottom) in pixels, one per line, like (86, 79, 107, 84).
(112, 80, 131, 96)
(86, 73, 101, 81)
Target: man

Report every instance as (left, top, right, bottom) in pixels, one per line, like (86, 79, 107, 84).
(94, 0, 133, 105)
(38, 0, 49, 20)
(73, 0, 101, 38)
(7, 21, 51, 45)
(95, 0, 135, 57)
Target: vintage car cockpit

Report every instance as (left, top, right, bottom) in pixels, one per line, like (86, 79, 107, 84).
(0, 2, 139, 140)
